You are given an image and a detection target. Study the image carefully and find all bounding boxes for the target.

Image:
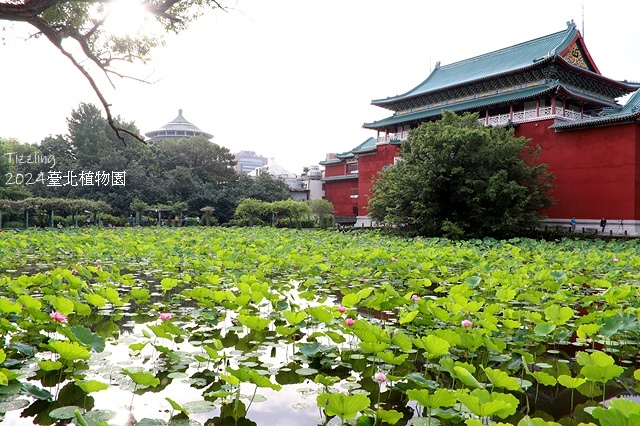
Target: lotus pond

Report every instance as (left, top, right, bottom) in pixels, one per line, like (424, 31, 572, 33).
(3, 228, 640, 426)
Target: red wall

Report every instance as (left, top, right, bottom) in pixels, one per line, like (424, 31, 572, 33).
(325, 121, 640, 223)
(358, 144, 400, 215)
(324, 162, 346, 178)
(517, 121, 640, 220)
(324, 179, 358, 216)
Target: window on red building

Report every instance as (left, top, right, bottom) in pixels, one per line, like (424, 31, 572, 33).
(346, 162, 358, 174)
(350, 188, 358, 198)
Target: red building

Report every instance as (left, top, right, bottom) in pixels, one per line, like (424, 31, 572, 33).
(322, 21, 640, 233)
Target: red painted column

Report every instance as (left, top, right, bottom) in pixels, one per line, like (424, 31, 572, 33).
(509, 104, 514, 121)
(551, 95, 557, 115)
(536, 99, 540, 117)
(485, 109, 489, 125)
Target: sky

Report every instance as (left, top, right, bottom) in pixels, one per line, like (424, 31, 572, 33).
(2, 0, 640, 175)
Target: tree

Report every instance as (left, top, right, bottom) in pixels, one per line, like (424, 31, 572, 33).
(368, 111, 554, 239)
(0, 0, 228, 143)
(308, 199, 334, 229)
(155, 136, 237, 187)
(234, 198, 269, 227)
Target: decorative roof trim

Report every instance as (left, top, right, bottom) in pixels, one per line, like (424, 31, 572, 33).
(323, 174, 359, 182)
(364, 85, 558, 130)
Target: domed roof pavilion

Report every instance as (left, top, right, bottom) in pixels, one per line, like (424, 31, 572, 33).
(145, 109, 213, 143)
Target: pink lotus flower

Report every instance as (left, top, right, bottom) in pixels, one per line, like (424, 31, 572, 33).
(96, 265, 102, 270)
(50, 311, 67, 322)
(411, 294, 420, 302)
(391, 258, 398, 263)
(345, 318, 355, 327)
(71, 269, 78, 275)
(374, 372, 387, 384)
(613, 257, 619, 263)
(159, 313, 172, 321)
(338, 305, 346, 313)
(461, 319, 473, 328)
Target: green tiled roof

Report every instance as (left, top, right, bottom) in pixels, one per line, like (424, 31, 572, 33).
(351, 137, 377, 154)
(551, 90, 640, 131)
(372, 23, 579, 107)
(364, 84, 557, 129)
(323, 137, 377, 162)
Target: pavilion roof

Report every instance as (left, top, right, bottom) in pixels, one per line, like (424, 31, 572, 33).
(372, 22, 582, 107)
(320, 137, 377, 165)
(550, 88, 640, 131)
(370, 22, 637, 113)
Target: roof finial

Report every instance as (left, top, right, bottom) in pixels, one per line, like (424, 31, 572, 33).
(178, 108, 183, 116)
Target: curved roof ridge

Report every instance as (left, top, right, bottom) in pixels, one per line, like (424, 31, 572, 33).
(438, 26, 571, 70)
(372, 22, 579, 107)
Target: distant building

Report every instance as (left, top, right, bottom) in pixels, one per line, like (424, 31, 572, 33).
(249, 159, 326, 201)
(234, 151, 268, 173)
(145, 109, 213, 143)
(301, 165, 325, 201)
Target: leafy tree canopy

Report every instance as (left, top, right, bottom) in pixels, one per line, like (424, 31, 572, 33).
(4, 103, 294, 224)
(0, 0, 229, 142)
(368, 111, 554, 239)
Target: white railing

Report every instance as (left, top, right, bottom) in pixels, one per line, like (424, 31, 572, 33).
(381, 108, 585, 139)
(377, 131, 409, 144)
(476, 107, 583, 126)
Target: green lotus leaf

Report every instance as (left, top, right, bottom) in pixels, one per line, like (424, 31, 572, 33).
(376, 351, 408, 366)
(37, 360, 63, 372)
(237, 314, 270, 331)
(407, 388, 456, 409)
(17, 295, 41, 310)
(532, 371, 557, 386)
(249, 371, 282, 390)
(84, 293, 106, 308)
(160, 277, 179, 292)
(282, 310, 307, 325)
(391, 330, 413, 352)
(49, 406, 85, 420)
(317, 392, 370, 421)
(166, 397, 189, 417)
(341, 293, 361, 308)
(557, 375, 586, 389)
(130, 287, 151, 302)
(454, 366, 483, 388)
(581, 364, 624, 384)
(44, 295, 74, 315)
(359, 341, 389, 353)
(456, 393, 507, 417)
(70, 325, 105, 353)
(577, 323, 601, 339)
(122, 369, 160, 387)
(48, 340, 90, 361)
(376, 408, 403, 424)
(74, 379, 109, 393)
(533, 323, 556, 337)
(306, 306, 333, 324)
(399, 310, 419, 324)
(495, 287, 516, 302)
(544, 305, 573, 325)
(483, 367, 522, 391)
(576, 350, 615, 367)
(517, 415, 562, 425)
(21, 383, 53, 401)
(414, 335, 450, 359)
